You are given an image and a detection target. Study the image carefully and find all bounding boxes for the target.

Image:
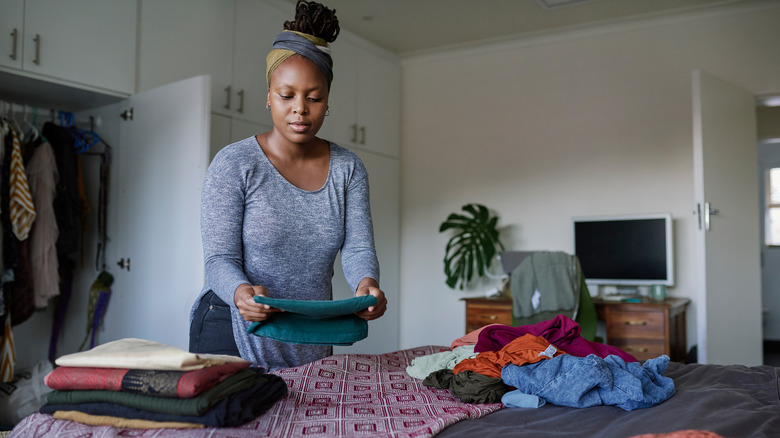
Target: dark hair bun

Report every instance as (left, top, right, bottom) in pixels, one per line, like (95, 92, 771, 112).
(283, 1, 340, 43)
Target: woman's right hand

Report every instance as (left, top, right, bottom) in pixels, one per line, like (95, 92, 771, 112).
(234, 284, 283, 322)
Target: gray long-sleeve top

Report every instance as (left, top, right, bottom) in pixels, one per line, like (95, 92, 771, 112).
(190, 136, 379, 371)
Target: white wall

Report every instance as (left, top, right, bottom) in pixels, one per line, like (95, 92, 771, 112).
(398, 3, 780, 351)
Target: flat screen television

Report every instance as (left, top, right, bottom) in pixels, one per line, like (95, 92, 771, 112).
(573, 213, 674, 288)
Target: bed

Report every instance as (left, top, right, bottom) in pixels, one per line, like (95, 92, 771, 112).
(9, 345, 780, 437)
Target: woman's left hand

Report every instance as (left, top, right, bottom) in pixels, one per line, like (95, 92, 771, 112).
(355, 282, 387, 321)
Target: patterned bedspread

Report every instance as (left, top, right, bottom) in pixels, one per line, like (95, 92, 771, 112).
(10, 346, 504, 437)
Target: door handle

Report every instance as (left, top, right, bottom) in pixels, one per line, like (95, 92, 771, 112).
(224, 85, 231, 110)
(704, 201, 718, 231)
(33, 34, 41, 65)
(9, 28, 18, 60)
(236, 89, 244, 113)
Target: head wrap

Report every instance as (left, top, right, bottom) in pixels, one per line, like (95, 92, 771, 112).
(266, 30, 333, 89)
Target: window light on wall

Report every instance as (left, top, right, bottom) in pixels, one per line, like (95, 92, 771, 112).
(767, 167, 780, 246)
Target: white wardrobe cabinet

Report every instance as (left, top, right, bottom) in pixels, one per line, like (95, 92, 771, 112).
(138, 0, 235, 116)
(321, 37, 401, 158)
(0, 0, 137, 95)
(231, 0, 288, 127)
(210, 112, 269, 162)
(138, 0, 287, 127)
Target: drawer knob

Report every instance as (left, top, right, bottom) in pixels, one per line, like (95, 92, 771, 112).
(624, 321, 648, 326)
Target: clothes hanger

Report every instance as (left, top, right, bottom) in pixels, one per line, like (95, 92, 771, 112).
(8, 101, 24, 137)
(58, 110, 101, 153)
(21, 105, 41, 144)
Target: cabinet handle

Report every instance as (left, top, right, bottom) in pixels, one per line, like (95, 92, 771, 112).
(351, 124, 358, 143)
(33, 34, 41, 65)
(359, 126, 366, 145)
(624, 320, 648, 326)
(116, 258, 131, 272)
(224, 85, 231, 110)
(9, 28, 18, 60)
(625, 347, 649, 353)
(237, 89, 244, 113)
(480, 315, 499, 321)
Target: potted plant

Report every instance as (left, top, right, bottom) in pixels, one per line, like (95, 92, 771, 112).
(439, 203, 505, 290)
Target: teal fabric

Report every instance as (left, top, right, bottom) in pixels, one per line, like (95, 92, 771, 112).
(246, 295, 377, 346)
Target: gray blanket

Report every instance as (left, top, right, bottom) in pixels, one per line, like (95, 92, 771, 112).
(438, 361, 780, 437)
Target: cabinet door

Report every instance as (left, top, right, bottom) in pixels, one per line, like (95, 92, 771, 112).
(0, 0, 23, 69)
(318, 37, 400, 157)
(231, 0, 288, 127)
(104, 76, 210, 350)
(210, 112, 232, 163)
(230, 117, 268, 143)
(138, 0, 235, 115)
(332, 151, 400, 355)
(23, 0, 137, 94)
(319, 37, 359, 147)
(357, 49, 400, 157)
(210, 113, 269, 163)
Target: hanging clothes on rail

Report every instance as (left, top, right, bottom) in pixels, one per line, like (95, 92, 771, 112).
(1, 123, 35, 327)
(9, 125, 36, 241)
(42, 122, 83, 258)
(26, 135, 60, 308)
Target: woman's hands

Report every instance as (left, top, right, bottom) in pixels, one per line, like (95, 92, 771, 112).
(354, 279, 387, 321)
(234, 280, 386, 322)
(234, 284, 283, 322)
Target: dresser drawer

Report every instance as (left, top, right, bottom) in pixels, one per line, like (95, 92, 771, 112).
(606, 309, 666, 340)
(465, 304, 512, 332)
(608, 338, 667, 362)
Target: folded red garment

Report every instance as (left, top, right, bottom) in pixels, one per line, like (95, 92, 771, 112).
(44, 361, 251, 398)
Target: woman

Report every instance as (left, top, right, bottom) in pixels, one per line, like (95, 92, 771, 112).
(189, 0, 387, 371)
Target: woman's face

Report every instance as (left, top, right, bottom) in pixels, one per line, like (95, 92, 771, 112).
(267, 55, 329, 145)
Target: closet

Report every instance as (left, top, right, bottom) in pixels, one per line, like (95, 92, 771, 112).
(4, 76, 210, 370)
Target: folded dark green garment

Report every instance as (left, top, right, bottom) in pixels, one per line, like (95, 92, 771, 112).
(46, 369, 263, 416)
(246, 295, 378, 346)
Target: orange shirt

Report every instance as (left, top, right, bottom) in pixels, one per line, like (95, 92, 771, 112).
(452, 333, 566, 378)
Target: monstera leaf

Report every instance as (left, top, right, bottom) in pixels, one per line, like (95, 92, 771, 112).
(439, 203, 504, 290)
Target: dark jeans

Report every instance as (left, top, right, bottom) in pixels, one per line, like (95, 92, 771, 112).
(189, 290, 240, 357)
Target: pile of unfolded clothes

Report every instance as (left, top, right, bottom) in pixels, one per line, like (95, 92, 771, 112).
(39, 338, 287, 429)
(408, 315, 675, 411)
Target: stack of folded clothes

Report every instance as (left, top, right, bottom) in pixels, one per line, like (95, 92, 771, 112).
(39, 338, 287, 429)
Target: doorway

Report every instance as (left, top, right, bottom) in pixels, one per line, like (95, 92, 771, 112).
(757, 102, 780, 365)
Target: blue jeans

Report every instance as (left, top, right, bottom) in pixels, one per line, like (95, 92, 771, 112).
(189, 290, 240, 357)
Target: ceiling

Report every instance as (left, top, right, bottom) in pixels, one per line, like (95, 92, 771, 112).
(284, 0, 749, 56)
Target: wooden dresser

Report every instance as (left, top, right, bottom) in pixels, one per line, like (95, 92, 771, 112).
(594, 297, 690, 362)
(461, 297, 512, 333)
(462, 296, 690, 362)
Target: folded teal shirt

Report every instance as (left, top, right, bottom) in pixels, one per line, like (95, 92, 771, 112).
(246, 295, 378, 346)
